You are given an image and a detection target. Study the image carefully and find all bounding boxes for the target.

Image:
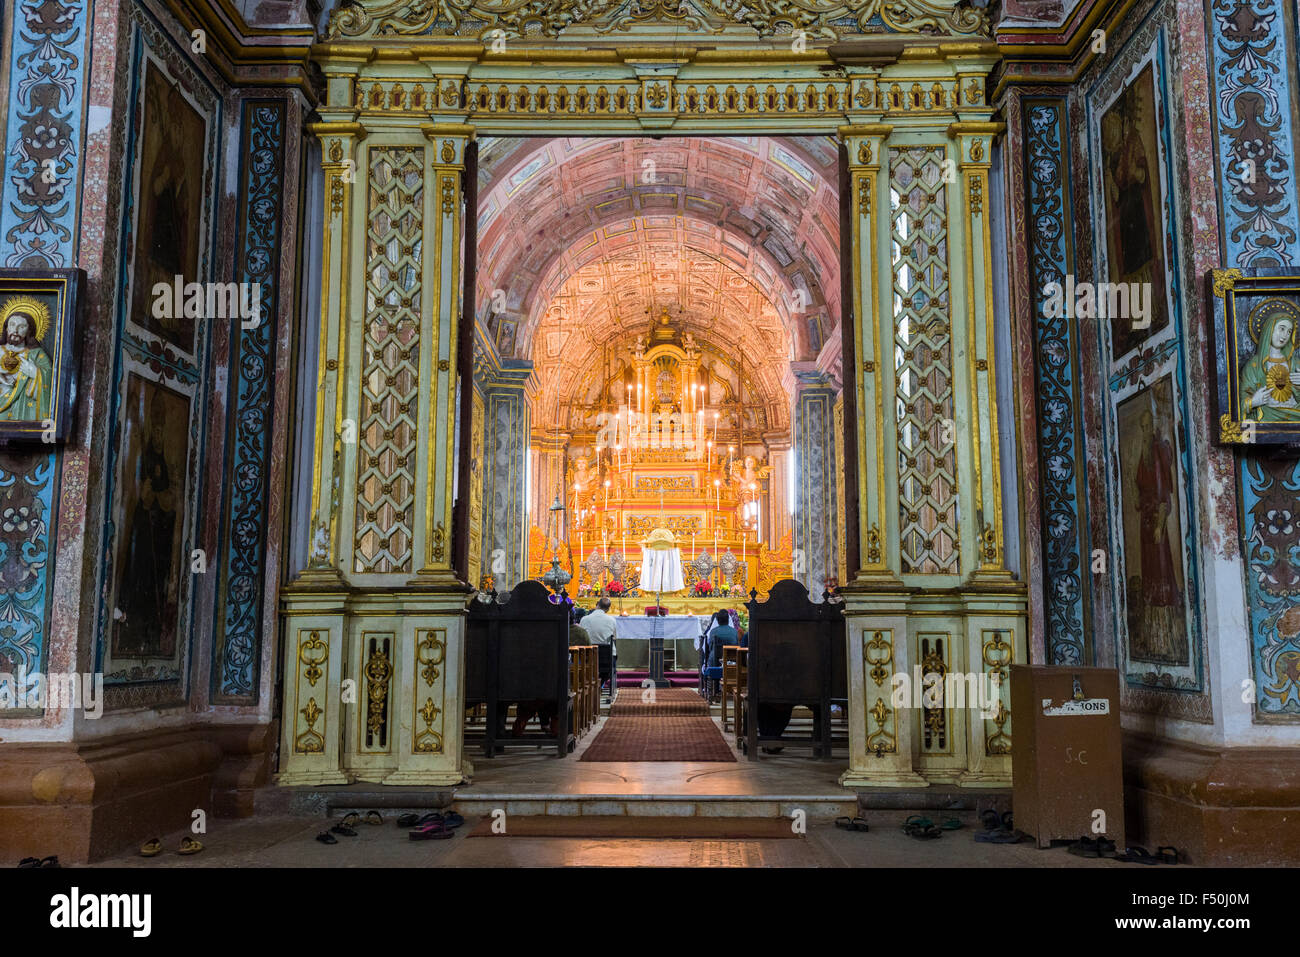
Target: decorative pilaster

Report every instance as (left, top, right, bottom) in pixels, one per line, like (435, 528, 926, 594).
(794, 379, 839, 598)
(839, 124, 894, 583)
(301, 120, 367, 581)
(480, 363, 532, 589)
(949, 121, 1009, 580)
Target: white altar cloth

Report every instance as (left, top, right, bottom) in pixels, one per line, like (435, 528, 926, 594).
(615, 616, 706, 640)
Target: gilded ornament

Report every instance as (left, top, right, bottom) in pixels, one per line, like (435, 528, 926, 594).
(299, 631, 328, 686)
(1212, 268, 1243, 298)
(328, 138, 343, 163)
(867, 697, 896, 754)
(296, 698, 324, 754)
(969, 176, 983, 215)
(969, 138, 984, 162)
(433, 521, 447, 561)
(646, 83, 668, 108)
(865, 629, 892, 685)
(365, 647, 393, 739)
(417, 630, 446, 686)
(441, 138, 456, 163)
(415, 698, 444, 753)
(441, 176, 456, 214)
(325, 0, 989, 40)
(1219, 413, 1246, 443)
(866, 523, 881, 564)
(857, 141, 872, 165)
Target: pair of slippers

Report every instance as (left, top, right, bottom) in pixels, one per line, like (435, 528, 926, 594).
(975, 810, 1028, 844)
(902, 815, 962, 840)
(398, 810, 465, 841)
(1067, 835, 1118, 858)
(317, 810, 383, 843)
(835, 816, 870, 832)
(18, 856, 59, 868)
(1113, 845, 1180, 865)
(140, 837, 203, 857)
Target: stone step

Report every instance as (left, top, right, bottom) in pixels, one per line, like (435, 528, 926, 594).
(451, 795, 860, 820)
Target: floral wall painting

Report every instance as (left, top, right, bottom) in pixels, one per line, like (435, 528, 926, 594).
(1212, 269, 1300, 444)
(1117, 376, 1191, 675)
(126, 58, 207, 356)
(1100, 62, 1170, 361)
(0, 269, 82, 444)
(106, 373, 191, 673)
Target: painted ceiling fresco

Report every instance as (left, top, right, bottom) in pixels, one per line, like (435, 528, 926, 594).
(476, 135, 842, 429)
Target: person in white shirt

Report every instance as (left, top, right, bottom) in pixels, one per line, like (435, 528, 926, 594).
(583, 598, 618, 690)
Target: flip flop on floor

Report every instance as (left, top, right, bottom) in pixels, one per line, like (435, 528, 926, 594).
(835, 816, 870, 832)
(139, 838, 163, 858)
(441, 811, 465, 829)
(979, 810, 1001, 831)
(39, 856, 59, 868)
(315, 832, 338, 844)
(364, 810, 383, 826)
(1157, 845, 1180, 865)
(330, 823, 358, 837)
(409, 821, 455, 841)
(902, 816, 942, 840)
(940, 817, 963, 830)
(17, 857, 41, 868)
(1114, 845, 1159, 865)
(339, 812, 362, 829)
(975, 827, 1027, 843)
(396, 811, 442, 829)
(178, 837, 203, 856)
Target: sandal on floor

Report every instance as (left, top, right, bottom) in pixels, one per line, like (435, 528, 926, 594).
(441, 811, 465, 829)
(139, 838, 163, 858)
(315, 832, 338, 844)
(1114, 845, 1159, 865)
(178, 837, 203, 856)
(397, 811, 442, 829)
(339, 812, 362, 829)
(940, 817, 963, 830)
(835, 816, 870, 832)
(1157, 845, 1180, 865)
(902, 817, 941, 839)
(330, 824, 358, 837)
(17, 857, 41, 868)
(1068, 836, 1100, 858)
(409, 821, 454, 841)
(979, 809, 1002, 831)
(364, 810, 383, 826)
(975, 827, 1026, 844)
(39, 856, 59, 868)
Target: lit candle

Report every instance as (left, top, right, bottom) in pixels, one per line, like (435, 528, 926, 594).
(707, 439, 713, 470)
(713, 410, 719, 445)
(714, 479, 720, 526)
(604, 479, 610, 511)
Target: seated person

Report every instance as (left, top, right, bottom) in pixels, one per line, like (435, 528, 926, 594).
(582, 597, 619, 688)
(707, 609, 738, 668)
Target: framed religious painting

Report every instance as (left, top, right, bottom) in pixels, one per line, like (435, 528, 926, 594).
(0, 268, 84, 445)
(1211, 268, 1300, 444)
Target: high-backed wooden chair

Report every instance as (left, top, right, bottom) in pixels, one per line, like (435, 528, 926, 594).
(741, 580, 847, 759)
(465, 580, 574, 758)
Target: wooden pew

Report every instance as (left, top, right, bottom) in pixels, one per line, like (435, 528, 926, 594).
(741, 579, 847, 759)
(465, 580, 575, 758)
(721, 644, 742, 732)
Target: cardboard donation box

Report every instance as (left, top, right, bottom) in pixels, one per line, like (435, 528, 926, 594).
(1010, 666, 1124, 850)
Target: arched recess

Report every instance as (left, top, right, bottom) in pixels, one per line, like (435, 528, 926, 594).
(280, 28, 1027, 795)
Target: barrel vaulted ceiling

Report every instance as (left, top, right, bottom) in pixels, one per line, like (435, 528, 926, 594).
(475, 135, 842, 434)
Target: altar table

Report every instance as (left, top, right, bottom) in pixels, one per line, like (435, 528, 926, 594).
(614, 615, 710, 677)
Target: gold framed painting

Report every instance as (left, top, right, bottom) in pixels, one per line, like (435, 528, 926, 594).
(0, 269, 83, 445)
(1212, 268, 1300, 444)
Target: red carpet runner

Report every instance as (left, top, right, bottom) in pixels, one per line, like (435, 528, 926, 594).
(580, 687, 736, 762)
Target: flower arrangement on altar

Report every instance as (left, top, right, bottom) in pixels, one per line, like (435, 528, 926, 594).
(726, 583, 747, 598)
(605, 581, 625, 597)
(693, 579, 714, 597)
